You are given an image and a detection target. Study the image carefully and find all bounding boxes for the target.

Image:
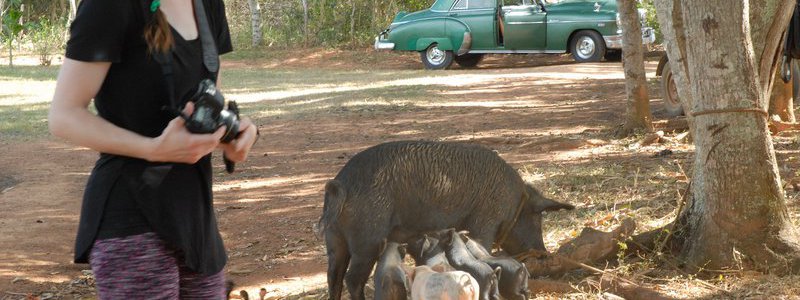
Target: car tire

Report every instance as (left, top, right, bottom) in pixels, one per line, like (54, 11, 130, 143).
(570, 30, 606, 62)
(661, 62, 684, 117)
(604, 49, 622, 62)
(421, 44, 454, 70)
(454, 54, 484, 68)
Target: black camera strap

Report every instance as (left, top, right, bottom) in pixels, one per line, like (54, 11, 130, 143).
(153, 0, 220, 114)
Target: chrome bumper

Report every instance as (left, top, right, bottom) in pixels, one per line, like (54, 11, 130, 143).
(374, 30, 395, 51)
(604, 27, 656, 49)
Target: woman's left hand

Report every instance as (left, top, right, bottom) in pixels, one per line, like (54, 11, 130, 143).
(219, 117, 258, 163)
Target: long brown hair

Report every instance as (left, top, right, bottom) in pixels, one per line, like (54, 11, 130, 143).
(144, 9, 174, 53)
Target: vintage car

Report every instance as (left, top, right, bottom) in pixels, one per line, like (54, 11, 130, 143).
(374, 0, 655, 69)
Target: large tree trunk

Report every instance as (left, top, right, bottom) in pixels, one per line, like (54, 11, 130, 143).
(618, 0, 653, 136)
(247, 0, 262, 47)
(654, 0, 800, 275)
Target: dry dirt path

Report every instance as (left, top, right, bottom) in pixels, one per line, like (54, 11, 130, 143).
(0, 60, 663, 299)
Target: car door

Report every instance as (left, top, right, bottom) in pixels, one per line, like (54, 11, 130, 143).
(447, 0, 498, 50)
(501, 0, 547, 50)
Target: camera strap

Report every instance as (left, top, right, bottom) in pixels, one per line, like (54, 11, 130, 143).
(152, 0, 220, 114)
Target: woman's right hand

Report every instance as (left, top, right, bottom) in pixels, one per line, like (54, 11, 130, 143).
(147, 102, 226, 163)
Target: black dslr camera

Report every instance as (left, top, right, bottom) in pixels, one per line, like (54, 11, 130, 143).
(185, 79, 240, 143)
(184, 79, 241, 173)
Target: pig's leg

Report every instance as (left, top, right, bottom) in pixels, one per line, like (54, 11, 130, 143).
(326, 230, 351, 300)
(344, 244, 380, 300)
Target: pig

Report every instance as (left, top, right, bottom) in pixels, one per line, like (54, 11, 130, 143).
(374, 241, 410, 300)
(407, 234, 454, 271)
(441, 229, 501, 300)
(462, 232, 530, 300)
(318, 141, 574, 300)
(409, 265, 479, 300)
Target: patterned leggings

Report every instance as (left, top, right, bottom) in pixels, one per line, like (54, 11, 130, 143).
(90, 232, 226, 299)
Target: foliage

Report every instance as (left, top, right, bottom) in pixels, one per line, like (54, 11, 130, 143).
(27, 18, 66, 66)
(224, 0, 434, 50)
(637, 0, 661, 44)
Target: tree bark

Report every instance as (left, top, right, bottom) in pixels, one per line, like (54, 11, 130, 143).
(68, 0, 77, 22)
(349, 0, 356, 48)
(618, 0, 653, 136)
(654, 0, 800, 275)
(301, 0, 309, 46)
(247, 0, 262, 47)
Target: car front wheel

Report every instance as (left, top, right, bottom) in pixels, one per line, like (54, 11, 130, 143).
(661, 62, 684, 117)
(570, 30, 606, 62)
(421, 44, 454, 70)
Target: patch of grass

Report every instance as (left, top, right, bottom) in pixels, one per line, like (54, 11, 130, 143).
(0, 65, 59, 81)
(0, 103, 50, 140)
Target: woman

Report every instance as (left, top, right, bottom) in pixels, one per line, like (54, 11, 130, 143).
(48, 0, 258, 298)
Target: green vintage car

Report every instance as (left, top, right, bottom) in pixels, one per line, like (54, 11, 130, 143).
(374, 0, 655, 69)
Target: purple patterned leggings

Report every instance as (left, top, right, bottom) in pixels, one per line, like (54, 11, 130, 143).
(89, 232, 226, 299)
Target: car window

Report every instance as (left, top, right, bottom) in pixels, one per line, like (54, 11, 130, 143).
(453, 0, 496, 10)
(504, 0, 532, 6)
(470, 0, 495, 9)
(453, 0, 468, 10)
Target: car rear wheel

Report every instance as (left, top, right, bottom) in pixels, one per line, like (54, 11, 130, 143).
(421, 44, 454, 70)
(454, 54, 484, 68)
(570, 30, 606, 62)
(661, 62, 684, 117)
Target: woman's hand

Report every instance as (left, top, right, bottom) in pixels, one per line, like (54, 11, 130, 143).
(148, 102, 226, 163)
(218, 116, 258, 163)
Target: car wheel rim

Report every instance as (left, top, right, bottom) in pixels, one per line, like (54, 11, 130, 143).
(576, 37, 596, 59)
(666, 73, 680, 105)
(427, 46, 446, 65)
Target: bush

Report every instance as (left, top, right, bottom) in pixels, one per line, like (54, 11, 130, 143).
(27, 19, 67, 66)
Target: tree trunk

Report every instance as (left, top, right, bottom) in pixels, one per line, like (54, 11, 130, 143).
(301, 0, 308, 46)
(618, 0, 653, 136)
(349, 0, 356, 48)
(247, 0, 261, 47)
(68, 0, 76, 22)
(654, 0, 800, 275)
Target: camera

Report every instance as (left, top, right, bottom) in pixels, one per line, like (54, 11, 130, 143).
(185, 79, 240, 143)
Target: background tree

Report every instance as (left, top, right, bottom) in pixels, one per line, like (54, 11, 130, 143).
(617, 0, 653, 136)
(246, 0, 261, 47)
(654, 0, 800, 274)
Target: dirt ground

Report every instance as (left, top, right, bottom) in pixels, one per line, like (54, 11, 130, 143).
(1, 50, 798, 299)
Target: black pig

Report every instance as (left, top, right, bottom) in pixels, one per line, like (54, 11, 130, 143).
(462, 232, 530, 300)
(318, 141, 573, 300)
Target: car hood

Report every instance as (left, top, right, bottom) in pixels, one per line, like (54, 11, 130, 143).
(545, 0, 618, 14)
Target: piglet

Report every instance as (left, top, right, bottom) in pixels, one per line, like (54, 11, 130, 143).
(408, 234, 455, 271)
(409, 265, 479, 300)
(462, 232, 530, 300)
(442, 229, 501, 300)
(374, 241, 410, 300)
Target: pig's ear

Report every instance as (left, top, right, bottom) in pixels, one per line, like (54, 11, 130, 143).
(528, 184, 575, 212)
(418, 235, 431, 258)
(493, 266, 502, 281)
(398, 243, 408, 257)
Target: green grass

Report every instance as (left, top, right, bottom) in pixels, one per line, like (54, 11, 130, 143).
(0, 65, 59, 81)
(0, 103, 50, 140)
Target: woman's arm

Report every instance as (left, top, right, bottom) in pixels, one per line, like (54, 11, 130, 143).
(49, 58, 226, 164)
